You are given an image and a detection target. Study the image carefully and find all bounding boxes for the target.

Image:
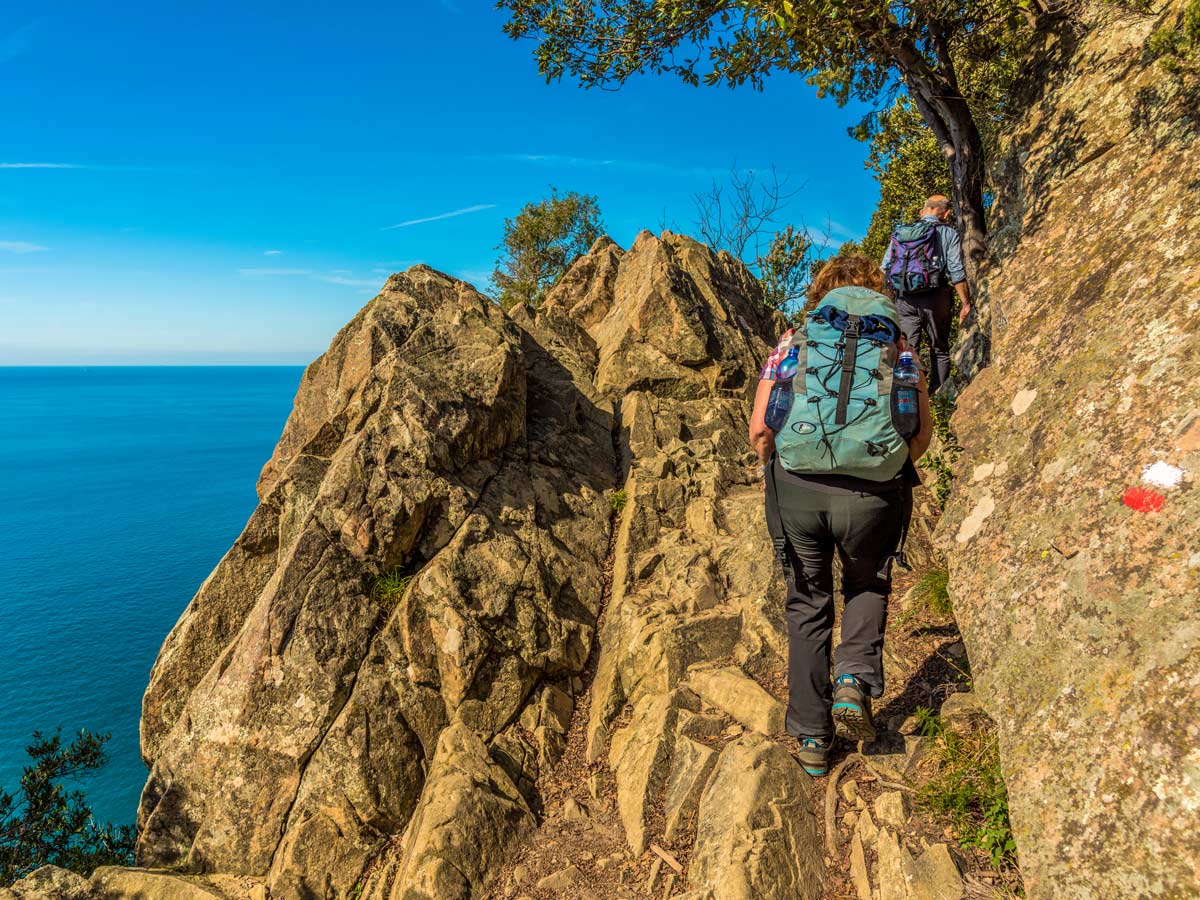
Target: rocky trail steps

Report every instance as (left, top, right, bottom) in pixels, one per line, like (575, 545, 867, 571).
(476, 564, 1020, 900)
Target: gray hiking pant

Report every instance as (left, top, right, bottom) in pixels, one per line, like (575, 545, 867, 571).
(897, 285, 953, 391)
(768, 460, 907, 741)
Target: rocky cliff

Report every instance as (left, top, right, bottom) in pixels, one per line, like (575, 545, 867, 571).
(942, 1, 1200, 897)
(118, 232, 827, 900)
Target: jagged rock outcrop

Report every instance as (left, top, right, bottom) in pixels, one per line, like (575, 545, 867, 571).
(137, 266, 615, 898)
(940, 2, 1200, 897)
(125, 231, 823, 900)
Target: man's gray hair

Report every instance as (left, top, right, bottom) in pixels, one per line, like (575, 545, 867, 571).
(924, 195, 952, 215)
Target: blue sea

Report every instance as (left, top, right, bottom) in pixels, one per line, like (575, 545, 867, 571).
(0, 367, 303, 826)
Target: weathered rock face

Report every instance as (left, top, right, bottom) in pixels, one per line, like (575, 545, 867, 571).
(133, 232, 818, 900)
(940, 3, 1200, 897)
(687, 734, 824, 900)
(553, 235, 821, 896)
(138, 266, 615, 897)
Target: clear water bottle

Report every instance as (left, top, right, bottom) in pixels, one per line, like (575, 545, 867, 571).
(765, 346, 800, 433)
(891, 351, 920, 439)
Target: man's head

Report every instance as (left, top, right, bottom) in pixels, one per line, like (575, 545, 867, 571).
(921, 195, 953, 222)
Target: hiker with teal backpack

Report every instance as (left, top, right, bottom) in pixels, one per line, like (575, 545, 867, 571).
(881, 195, 972, 393)
(749, 255, 933, 777)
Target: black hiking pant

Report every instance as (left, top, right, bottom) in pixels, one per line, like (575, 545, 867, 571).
(897, 284, 953, 392)
(765, 459, 907, 741)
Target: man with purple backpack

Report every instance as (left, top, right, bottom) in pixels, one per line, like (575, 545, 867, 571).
(880, 195, 972, 392)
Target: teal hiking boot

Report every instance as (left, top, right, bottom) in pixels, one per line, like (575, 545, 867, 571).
(832, 674, 877, 742)
(797, 736, 832, 776)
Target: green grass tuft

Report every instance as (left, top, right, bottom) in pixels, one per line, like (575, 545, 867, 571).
(609, 489, 627, 514)
(371, 570, 412, 604)
(915, 708, 1018, 871)
(912, 567, 953, 618)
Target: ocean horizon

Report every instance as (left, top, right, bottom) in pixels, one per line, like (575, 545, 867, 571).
(0, 366, 303, 826)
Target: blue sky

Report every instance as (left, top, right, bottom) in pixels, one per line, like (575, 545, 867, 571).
(1, 1, 880, 364)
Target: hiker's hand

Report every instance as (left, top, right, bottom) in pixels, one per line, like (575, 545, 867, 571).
(958, 303, 972, 326)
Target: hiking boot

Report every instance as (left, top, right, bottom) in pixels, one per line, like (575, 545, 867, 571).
(797, 736, 832, 777)
(832, 674, 877, 742)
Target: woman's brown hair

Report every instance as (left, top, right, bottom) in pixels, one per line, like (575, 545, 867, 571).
(805, 254, 886, 309)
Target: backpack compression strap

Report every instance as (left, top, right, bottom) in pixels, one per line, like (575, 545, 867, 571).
(835, 315, 862, 425)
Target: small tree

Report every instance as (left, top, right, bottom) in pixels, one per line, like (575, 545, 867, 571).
(692, 165, 797, 260)
(1, 730, 135, 885)
(688, 166, 816, 316)
(492, 188, 604, 309)
(758, 225, 814, 313)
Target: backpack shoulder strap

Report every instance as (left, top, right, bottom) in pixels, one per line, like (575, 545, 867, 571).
(835, 315, 862, 425)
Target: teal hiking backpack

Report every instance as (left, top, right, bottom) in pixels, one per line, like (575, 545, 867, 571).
(769, 286, 910, 481)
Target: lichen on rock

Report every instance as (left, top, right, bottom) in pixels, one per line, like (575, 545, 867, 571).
(938, 1, 1200, 896)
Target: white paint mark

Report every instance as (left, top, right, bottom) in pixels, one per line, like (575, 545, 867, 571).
(1012, 389, 1037, 416)
(1143, 461, 1185, 489)
(956, 496, 996, 544)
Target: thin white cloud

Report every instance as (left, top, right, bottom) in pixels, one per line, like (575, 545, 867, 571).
(0, 162, 84, 169)
(238, 266, 381, 290)
(511, 154, 618, 168)
(316, 275, 379, 287)
(238, 267, 312, 277)
(263, 249, 283, 256)
(0, 240, 48, 253)
(822, 219, 862, 240)
(0, 21, 38, 64)
(498, 153, 747, 181)
(383, 204, 496, 230)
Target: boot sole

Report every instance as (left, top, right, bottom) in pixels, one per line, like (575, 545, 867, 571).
(832, 702, 877, 743)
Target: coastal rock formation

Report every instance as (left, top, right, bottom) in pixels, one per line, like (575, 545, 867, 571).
(131, 231, 821, 899)
(939, 2, 1200, 896)
(138, 264, 615, 898)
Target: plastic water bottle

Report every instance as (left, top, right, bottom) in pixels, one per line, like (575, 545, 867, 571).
(891, 351, 920, 438)
(765, 346, 800, 432)
(777, 345, 800, 381)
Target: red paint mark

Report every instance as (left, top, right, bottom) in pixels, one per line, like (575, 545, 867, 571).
(1123, 486, 1166, 513)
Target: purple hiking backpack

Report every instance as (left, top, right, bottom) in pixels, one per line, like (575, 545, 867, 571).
(886, 221, 944, 294)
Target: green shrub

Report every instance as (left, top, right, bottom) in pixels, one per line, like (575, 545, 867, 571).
(1148, 0, 1200, 72)
(1, 730, 135, 884)
(609, 489, 627, 514)
(915, 710, 1018, 871)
